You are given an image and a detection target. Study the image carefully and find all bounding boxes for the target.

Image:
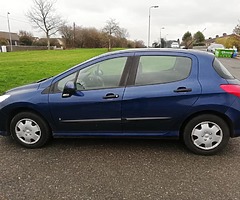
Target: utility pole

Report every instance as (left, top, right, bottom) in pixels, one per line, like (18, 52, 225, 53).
(147, 6, 159, 48)
(7, 12, 13, 52)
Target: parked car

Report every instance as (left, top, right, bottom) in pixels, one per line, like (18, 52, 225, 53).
(1, 49, 240, 155)
(207, 43, 225, 53)
(171, 42, 180, 48)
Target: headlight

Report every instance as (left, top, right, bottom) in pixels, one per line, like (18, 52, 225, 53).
(0, 95, 10, 103)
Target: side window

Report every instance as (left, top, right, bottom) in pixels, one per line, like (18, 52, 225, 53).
(135, 56, 192, 85)
(76, 57, 127, 90)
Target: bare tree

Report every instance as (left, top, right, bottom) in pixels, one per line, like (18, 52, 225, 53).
(233, 20, 240, 35)
(59, 22, 132, 49)
(59, 25, 74, 48)
(116, 28, 129, 39)
(26, 0, 64, 50)
(103, 18, 121, 51)
(134, 40, 145, 48)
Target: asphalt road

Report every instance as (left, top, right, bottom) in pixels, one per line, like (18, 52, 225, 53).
(1, 57, 240, 200)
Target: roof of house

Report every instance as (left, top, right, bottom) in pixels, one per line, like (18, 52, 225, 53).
(0, 31, 19, 41)
(205, 33, 240, 43)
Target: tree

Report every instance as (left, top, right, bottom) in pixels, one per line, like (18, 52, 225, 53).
(59, 22, 135, 49)
(59, 25, 74, 48)
(26, 0, 64, 50)
(182, 31, 193, 49)
(103, 18, 121, 51)
(115, 28, 129, 39)
(193, 31, 205, 44)
(233, 20, 240, 35)
(33, 38, 60, 47)
(216, 36, 240, 50)
(0, 38, 8, 45)
(19, 30, 34, 46)
(134, 40, 145, 48)
(160, 38, 166, 48)
(82, 27, 102, 48)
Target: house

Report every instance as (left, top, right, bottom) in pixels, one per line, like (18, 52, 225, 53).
(205, 33, 240, 48)
(0, 31, 19, 46)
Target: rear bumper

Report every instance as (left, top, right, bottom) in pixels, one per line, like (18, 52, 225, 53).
(225, 99, 240, 138)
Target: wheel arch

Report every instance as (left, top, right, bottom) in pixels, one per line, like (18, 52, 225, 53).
(179, 110, 234, 138)
(6, 107, 53, 135)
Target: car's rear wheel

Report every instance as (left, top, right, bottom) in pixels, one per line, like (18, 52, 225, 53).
(183, 114, 230, 155)
(10, 112, 51, 148)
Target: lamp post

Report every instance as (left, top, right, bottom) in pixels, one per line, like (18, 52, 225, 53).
(159, 27, 165, 48)
(7, 12, 13, 52)
(147, 5, 158, 48)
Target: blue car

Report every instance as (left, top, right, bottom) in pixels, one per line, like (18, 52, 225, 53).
(1, 49, 240, 155)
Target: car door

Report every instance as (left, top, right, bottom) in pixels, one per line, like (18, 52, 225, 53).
(48, 55, 132, 136)
(122, 52, 201, 136)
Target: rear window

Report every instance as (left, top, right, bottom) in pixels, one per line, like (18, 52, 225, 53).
(213, 58, 234, 79)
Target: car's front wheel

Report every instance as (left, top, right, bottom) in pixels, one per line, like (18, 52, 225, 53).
(183, 114, 230, 155)
(10, 112, 51, 148)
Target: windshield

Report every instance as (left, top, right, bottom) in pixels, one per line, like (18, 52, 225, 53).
(212, 44, 224, 48)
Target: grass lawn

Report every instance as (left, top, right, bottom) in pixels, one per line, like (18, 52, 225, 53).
(0, 48, 112, 94)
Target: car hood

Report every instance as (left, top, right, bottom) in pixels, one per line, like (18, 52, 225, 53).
(5, 83, 40, 95)
(5, 77, 54, 95)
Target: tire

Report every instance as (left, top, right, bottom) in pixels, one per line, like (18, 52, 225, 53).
(183, 114, 230, 155)
(10, 112, 51, 148)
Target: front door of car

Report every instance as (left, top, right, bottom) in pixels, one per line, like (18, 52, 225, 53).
(122, 53, 201, 136)
(48, 56, 130, 136)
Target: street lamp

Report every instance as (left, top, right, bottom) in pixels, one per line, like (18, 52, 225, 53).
(159, 27, 165, 48)
(7, 12, 13, 52)
(148, 5, 159, 48)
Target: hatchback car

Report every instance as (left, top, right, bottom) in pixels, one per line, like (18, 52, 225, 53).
(1, 49, 240, 155)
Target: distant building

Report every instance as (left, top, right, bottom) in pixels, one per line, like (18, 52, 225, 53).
(0, 31, 19, 46)
(205, 33, 240, 46)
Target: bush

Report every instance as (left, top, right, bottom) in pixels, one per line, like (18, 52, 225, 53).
(0, 38, 8, 45)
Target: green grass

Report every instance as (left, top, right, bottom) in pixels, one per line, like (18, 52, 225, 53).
(0, 48, 113, 94)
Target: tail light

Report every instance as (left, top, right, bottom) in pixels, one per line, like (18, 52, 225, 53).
(220, 84, 240, 98)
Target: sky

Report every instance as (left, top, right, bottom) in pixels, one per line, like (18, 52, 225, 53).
(0, 0, 240, 45)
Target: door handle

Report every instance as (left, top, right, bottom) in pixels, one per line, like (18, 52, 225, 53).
(103, 93, 119, 99)
(174, 87, 192, 93)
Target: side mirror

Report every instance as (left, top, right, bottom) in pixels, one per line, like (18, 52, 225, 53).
(62, 81, 76, 98)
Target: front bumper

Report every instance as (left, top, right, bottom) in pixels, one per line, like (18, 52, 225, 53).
(0, 110, 9, 136)
(0, 130, 8, 136)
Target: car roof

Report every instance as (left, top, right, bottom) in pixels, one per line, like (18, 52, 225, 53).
(210, 44, 224, 47)
(98, 48, 215, 60)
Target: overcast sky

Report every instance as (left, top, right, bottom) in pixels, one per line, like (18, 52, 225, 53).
(0, 0, 240, 45)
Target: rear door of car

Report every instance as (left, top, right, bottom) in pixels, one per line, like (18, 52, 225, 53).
(122, 51, 201, 136)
